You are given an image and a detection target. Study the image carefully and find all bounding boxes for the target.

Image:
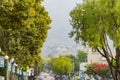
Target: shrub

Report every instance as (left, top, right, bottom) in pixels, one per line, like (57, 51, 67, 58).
(93, 63, 110, 77)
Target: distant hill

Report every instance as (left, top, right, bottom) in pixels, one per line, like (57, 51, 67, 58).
(41, 0, 83, 58)
(41, 29, 87, 58)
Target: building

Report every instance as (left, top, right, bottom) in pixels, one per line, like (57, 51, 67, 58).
(87, 48, 108, 64)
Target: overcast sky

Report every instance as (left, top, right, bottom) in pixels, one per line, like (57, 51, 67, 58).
(42, 0, 82, 37)
(41, 0, 83, 57)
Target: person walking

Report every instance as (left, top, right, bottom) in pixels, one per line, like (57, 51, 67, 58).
(30, 69, 35, 80)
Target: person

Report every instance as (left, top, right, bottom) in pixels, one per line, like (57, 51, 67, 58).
(39, 76, 43, 80)
(55, 76, 58, 80)
(30, 70, 35, 80)
(62, 75, 67, 80)
(94, 76, 99, 80)
(80, 75, 85, 80)
(94, 74, 99, 80)
(69, 76, 73, 80)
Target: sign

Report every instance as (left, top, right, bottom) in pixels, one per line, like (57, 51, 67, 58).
(0, 76, 5, 80)
(80, 63, 87, 71)
(7, 62, 11, 71)
(0, 56, 4, 67)
(19, 69, 22, 75)
(12, 64, 15, 73)
(17, 68, 19, 74)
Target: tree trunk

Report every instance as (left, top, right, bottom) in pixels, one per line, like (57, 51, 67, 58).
(102, 48, 117, 80)
(104, 47, 120, 80)
(60, 74, 62, 80)
(115, 47, 120, 80)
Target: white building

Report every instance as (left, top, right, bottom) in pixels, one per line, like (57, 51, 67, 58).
(87, 48, 108, 64)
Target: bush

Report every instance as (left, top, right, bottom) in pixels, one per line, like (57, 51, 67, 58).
(85, 63, 97, 76)
(0, 67, 6, 76)
(85, 63, 110, 78)
(93, 63, 110, 77)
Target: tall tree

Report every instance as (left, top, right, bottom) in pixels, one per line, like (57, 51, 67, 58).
(52, 56, 72, 80)
(65, 55, 79, 73)
(69, 0, 120, 79)
(0, 0, 51, 68)
(77, 50, 87, 63)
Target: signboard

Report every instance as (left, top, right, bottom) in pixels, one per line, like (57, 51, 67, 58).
(19, 69, 22, 75)
(80, 63, 87, 71)
(12, 64, 15, 73)
(0, 76, 5, 80)
(7, 62, 11, 71)
(17, 68, 19, 74)
(0, 56, 4, 67)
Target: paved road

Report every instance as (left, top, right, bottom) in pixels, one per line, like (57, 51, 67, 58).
(39, 72, 55, 80)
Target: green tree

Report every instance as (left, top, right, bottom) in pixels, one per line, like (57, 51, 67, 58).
(85, 63, 111, 79)
(0, 0, 51, 68)
(65, 55, 79, 73)
(77, 50, 87, 63)
(43, 58, 53, 71)
(64, 51, 87, 73)
(52, 56, 72, 80)
(69, 0, 120, 79)
(85, 63, 97, 78)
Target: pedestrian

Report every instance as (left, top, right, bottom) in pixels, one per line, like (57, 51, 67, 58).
(80, 75, 85, 80)
(39, 76, 43, 80)
(69, 75, 73, 80)
(30, 69, 35, 80)
(94, 76, 99, 80)
(94, 74, 99, 80)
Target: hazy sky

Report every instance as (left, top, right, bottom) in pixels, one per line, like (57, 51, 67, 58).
(42, 0, 82, 38)
(41, 0, 83, 57)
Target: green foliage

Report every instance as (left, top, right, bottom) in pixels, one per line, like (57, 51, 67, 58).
(97, 66, 110, 77)
(0, 67, 6, 76)
(65, 55, 79, 73)
(64, 50, 87, 73)
(69, 0, 120, 78)
(85, 63, 97, 76)
(111, 59, 116, 67)
(93, 63, 111, 77)
(0, 0, 51, 67)
(44, 59, 53, 71)
(77, 50, 87, 63)
(39, 62, 44, 72)
(69, 0, 120, 48)
(52, 56, 72, 75)
(85, 63, 111, 77)
(22, 65, 29, 72)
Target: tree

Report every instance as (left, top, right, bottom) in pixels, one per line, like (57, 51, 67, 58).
(93, 63, 110, 78)
(85, 63, 111, 79)
(65, 55, 79, 73)
(77, 50, 87, 63)
(0, 0, 51, 68)
(64, 51, 87, 73)
(85, 63, 97, 78)
(69, 0, 120, 79)
(52, 56, 72, 80)
(43, 58, 53, 71)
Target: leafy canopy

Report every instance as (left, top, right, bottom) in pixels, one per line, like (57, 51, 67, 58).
(52, 56, 72, 74)
(69, 0, 120, 48)
(69, 0, 120, 79)
(77, 50, 87, 63)
(65, 55, 79, 73)
(0, 0, 51, 68)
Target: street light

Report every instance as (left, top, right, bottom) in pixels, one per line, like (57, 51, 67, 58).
(0, 48, 1, 52)
(10, 58, 14, 80)
(5, 55, 9, 60)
